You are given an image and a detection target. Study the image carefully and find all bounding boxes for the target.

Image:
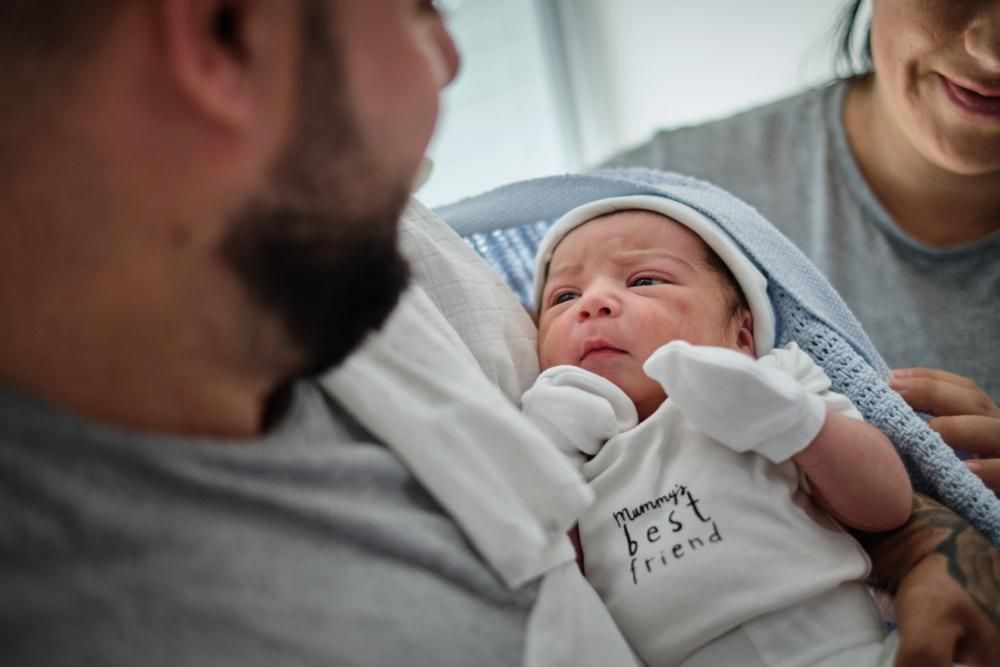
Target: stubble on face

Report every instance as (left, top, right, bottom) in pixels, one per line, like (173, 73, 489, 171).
(221, 1, 412, 382)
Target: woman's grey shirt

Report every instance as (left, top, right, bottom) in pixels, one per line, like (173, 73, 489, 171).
(606, 80, 1000, 402)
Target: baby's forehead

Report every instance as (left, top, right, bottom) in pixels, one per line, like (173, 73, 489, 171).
(559, 209, 710, 252)
(592, 208, 674, 225)
(544, 211, 720, 284)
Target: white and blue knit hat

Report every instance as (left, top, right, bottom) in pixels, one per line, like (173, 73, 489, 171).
(531, 195, 776, 355)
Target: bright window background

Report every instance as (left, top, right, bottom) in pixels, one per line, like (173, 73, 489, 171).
(417, 0, 577, 208)
(576, 0, 848, 160)
(418, 0, 849, 207)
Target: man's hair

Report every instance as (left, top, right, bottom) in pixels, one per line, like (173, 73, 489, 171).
(0, 2, 121, 119)
(835, 0, 873, 78)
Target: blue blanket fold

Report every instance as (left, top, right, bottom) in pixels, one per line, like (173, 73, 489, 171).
(438, 168, 1000, 547)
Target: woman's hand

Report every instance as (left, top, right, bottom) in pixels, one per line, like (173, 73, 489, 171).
(890, 368, 1000, 490)
(855, 494, 1000, 667)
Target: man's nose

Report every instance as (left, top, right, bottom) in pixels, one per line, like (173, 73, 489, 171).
(431, 15, 461, 88)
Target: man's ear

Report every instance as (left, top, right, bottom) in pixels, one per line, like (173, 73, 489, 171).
(158, 0, 297, 133)
(734, 307, 756, 357)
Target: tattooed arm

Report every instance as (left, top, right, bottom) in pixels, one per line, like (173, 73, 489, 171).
(853, 493, 1000, 667)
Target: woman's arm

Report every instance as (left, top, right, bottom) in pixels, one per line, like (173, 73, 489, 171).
(794, 409, 912, 532)
(891, 368, 1000, 490)
(854, 494, 1000, 667)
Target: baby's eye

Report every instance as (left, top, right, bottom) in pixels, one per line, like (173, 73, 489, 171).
(630, 276, 667, 287)
(553, 292, 578, 305)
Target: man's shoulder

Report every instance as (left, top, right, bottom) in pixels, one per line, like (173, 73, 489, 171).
(0, 383, 538, 666)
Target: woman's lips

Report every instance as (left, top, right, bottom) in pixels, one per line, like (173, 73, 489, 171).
(942, 76, 1000, 117)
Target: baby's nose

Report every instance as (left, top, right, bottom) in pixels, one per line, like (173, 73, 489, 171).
(577, 291, 620, 320)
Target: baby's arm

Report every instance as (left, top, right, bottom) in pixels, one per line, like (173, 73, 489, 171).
(644, 341, 912, 532)
(793, 409, 912, 532)
(521, 367, 636, 573)
(520, 365, 638, 464)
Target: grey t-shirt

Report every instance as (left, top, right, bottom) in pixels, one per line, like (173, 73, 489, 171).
(0, 382, 536, 666)
(606, 80, 1000, 402)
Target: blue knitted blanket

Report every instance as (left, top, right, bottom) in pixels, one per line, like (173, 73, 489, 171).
(437, 168, 1000, 547)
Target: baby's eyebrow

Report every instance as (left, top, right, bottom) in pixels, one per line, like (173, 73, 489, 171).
(546, 260, 583, 281)
(545, 247, 697, 284)
(612, 248, 697, 269)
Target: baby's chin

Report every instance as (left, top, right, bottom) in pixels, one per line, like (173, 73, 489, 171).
(579, 347, 631, 369)
(586, 367, 665, 422)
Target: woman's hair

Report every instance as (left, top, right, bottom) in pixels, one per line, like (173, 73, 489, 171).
(835, 0, 873, 77)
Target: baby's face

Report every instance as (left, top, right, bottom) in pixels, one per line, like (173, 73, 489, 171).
(537, 211, 753, 420)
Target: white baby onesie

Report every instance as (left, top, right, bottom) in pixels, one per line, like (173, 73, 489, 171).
(522, 342, 879, 666)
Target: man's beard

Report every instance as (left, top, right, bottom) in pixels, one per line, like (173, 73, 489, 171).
(222, 198, 410, 379)
(221, 2, 411, 379)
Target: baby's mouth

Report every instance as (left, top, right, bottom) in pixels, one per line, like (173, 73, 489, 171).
(580, 339, 627, 362)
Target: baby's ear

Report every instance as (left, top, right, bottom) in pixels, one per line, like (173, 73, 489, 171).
(734, 306, 755, 357)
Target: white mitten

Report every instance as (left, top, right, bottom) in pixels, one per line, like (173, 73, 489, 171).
(642, 340, 827, 463)
(521, 366, 638, 463)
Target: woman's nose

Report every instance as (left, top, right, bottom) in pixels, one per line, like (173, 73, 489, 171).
(966, 6, 1000, 73)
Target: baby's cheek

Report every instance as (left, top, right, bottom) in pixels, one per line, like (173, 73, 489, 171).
(537, 335, 562, 370)
(635, 310, 688, 351)
(537, 319, 570, 367)
(672, 298, 697, 319)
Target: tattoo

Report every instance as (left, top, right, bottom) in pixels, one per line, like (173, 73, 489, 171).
(854, 494, 1000, 630)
